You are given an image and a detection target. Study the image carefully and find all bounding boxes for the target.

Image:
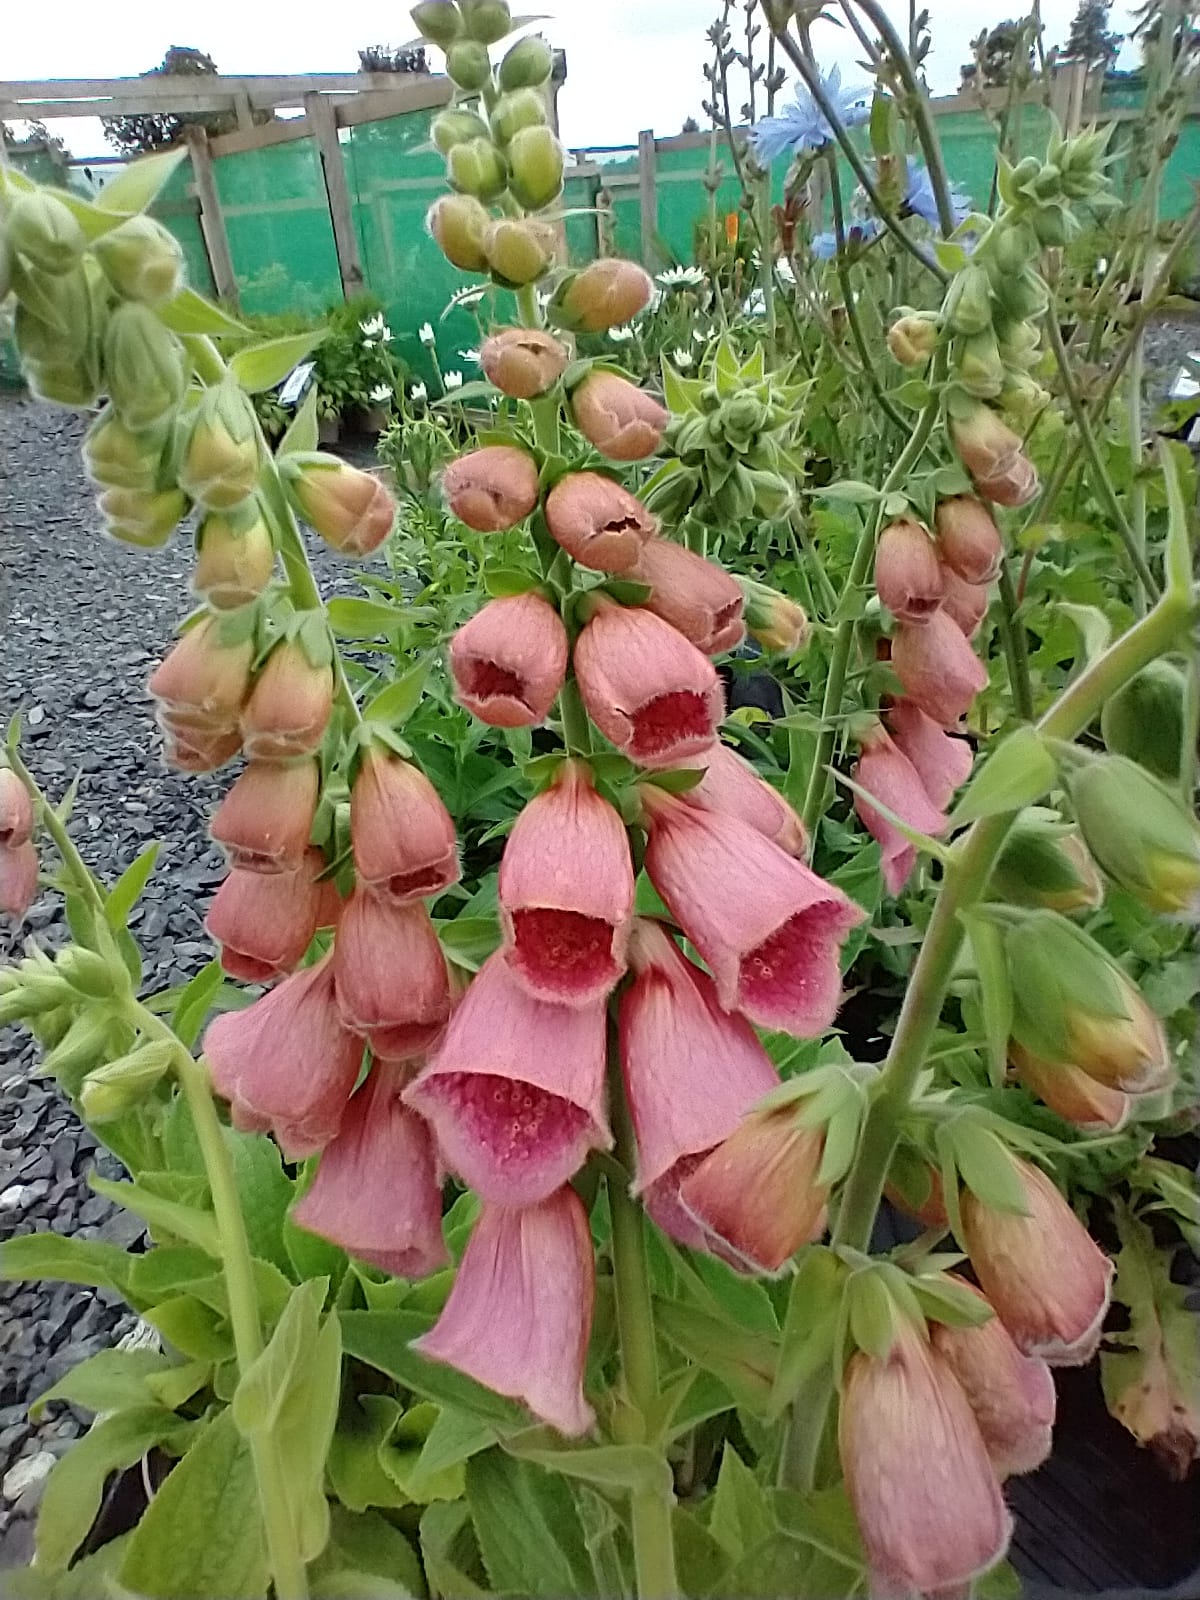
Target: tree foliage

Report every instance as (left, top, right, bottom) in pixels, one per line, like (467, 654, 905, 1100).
(960, 19, 1035, 88)
(101, 46, 269, 157)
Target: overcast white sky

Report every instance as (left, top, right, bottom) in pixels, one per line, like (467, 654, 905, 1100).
(3, 0, 1141, 159)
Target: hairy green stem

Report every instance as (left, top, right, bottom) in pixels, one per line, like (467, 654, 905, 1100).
(994, 555, 1035, 720)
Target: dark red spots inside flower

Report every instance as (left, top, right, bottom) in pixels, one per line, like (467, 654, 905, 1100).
(737, 905, 850, 1035)
(509, 908, 618, 1001)
(463, 659, 528, 706)
(630, 691, 714, 760)
(428, 1071, 591, 1202)
(384, 859, 457, 901)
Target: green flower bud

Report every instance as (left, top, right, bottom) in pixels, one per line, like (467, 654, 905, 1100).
(461, 0, 511, 44)
(986, 218, 1038, 277)
(426, 193, 491, 272)
(432, 108, 491, 155)
(996, 318, 1041, 371)
(30, 1005, 74, 1050)
(410, 0, 464, 48)
(445, 39, 493, 92)
(483, 218, 555, 286)
(506, 126, 563, 211)
(41, 1008, 115, 1087)
(957, 330, 1005, 399)
(498, 34, 554, 89)
(0, 968, 72, 1026)
(1101, 662, 1185, 785)
(80, 1041, 173, 1123)
(25, 356, 102, 409)
(749, 468, 793, 518)
(741, 577, 809, 654)
(990, 815, 1104, 912)
(98, 485, 190, 548)
(1030, 204, 1072, 249)
(179, 379, 262, 511)
(92, 215, 184, 305)
(490, 87, 548, 146)
(7, 190, 86, 275)
(447, 136, 508, 202)
(83, 405, 164, 492)
(103, 303, 187, 432)
(947, 265, 993, 337)
(55, 946, 121, 999)
(1067, 753, 1200, 920)
(14, 265, 94, 363)
(992, 266, 1049, 322)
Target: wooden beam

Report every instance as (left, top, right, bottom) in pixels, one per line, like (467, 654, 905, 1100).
(208, 116, 313, 159)
(637, 128, 657, 267)
(304, 92, 364, 300)
(186, 128, 239, 309)
(0, 72, 417, 113)
(334, 77, 452, 127)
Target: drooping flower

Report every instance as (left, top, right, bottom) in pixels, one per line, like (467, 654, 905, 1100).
(205, 851, 324, 984)
(960, 1159, 1114, 1366)
(480, 327, 568, 399)
(192, 513, 276, 610)
(570, 372, 668, 462)
(619, 919, 779, 1252)
(499, 761, 634, 1006)
(891, 611, 988, 727)
(203, 951, 363, 1158)
(240, 641, 334, 761)
(574, 600, 724, 770)
(886, 699, 973, 810)
(544, 472, 656, 574)
(640, 785, 865, 1036)
(0, 770, 34, 850)
(853, 722, 948, 896)
(333, 889, 451, 1061)
(904, 162, 972, 229)
(350, 748, 460, 904)
(209, 759, 319, 874)
(414, 1186, 595, 1436)
(158, 720, 243, 774)
(748, 66, 871, 165)
(839, 1317, 1012, 1597)
(0, 841, 39, 921)
(284, 456, 395, 558)
(147, 615, 253, 735)
(875, 518, 946, 625)
(449, 592, 568, 728)
(1010, 1041, 1134, 1132)
(291, 1063, 448, 1279)
(442, 446, 540, 533)
(690, 742, 806, 857)
(934, 496, 1004, 585)
(404, 952, 610, 1205)
(629, 539, 745, 656)
(939, 563, 991, 638)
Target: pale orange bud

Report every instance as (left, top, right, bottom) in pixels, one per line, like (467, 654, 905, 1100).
(570, 371, 668, 462)
(934, 496, 1003, 585)
(875, 517, 945, 624)
(147, 616, 253, 733)
(193, 514, 276, 609)
(480, 327, 569, 399)
(442, 446, 541, 533)
(240, 641, 334, 761)
(284, 455, 395, 555)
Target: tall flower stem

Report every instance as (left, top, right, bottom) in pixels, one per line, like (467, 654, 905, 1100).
(994, 555, 1035, 721)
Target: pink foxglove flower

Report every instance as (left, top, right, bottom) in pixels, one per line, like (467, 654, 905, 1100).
(691, 743, 806, 856)
(240, 640, 334, 762)
(678, 1105, 827, 1273)
(934, 495, 1003, 584)
(930, 1279, 1056, 1479)
(886, 699, 973, 810)
(960, 1159, 1114, 1366)
(0, 770, 34, 849)
(499, 760, 634, 1006)
(640, 786, 864, 1036)
(839, 1317, 1011, 1598)
(449, 593, 568, 728)
(891, 610, 988, 727)
(291, 1064, 447, 1279)
(544, 471, 655, 573)
(404, 952, 610, 1204)
(442, 446, 540, 533)
(874, 517, 945, 624)
(571, 371, 668, 462)
(204, 951, 363, 1158)
(574, 600, 724, 770)
(619, 919, 778, 1252)
(334, 889, 451, 1061)
(415, 1186, 595, 1436)
(629, 538, 745, 655)
(147, 614, 252, 733)
(940, 563, 990, 638)
(350, 748, 459, 904)
(0, 841, 38, 921)
(209, 758, 319, 873)
(852, 723, 948, 896)
(205, 849, 324, 983)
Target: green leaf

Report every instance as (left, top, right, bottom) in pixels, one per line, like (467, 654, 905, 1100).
(365, 658, 432, 728)
(813, 480, 879, 505)
(410, 1408, 497, 1500)
(502, 1432, 671, 1496)
(910, 1272, 996, 1330)
(944, 1122, 1030, 1215)
(99, 148, 188, 214)
(949, 726, 1056, 827)
(315, 1506, 427, 1600)
(483, 566, 541, 599)
(436, 914, 502, 972)
(419, 1501, 489, 1598)
(170, 959, 225, 1049)
(232, 1277, 327, 1436)
(89, 1175, 220, 1255)
(327, 597, 408, 639)
(158, 286, 248, 338)
(433, 378, 500, 406)
(340, 1311, 529, 1430)
(104, 842, 160, 930)
(0, 1232, 135, 1296)
(465, 1449, 595, 1597)
(36, 1407, 193, 1572)
(278, 384, 320, 456)
(642, 766, 707, 794)
(119, 1408, 269, 1599)
(660, 358, 705, 415)
(7, 1534, 132, 1599)
(1057, 602, 1113, 666)
(30, 1347, 175, 1420)
(961, 909, 1013, 1090)
(231, 332, 327, 394)
(770, 1249, 847, 1420)
(654, 1297, 776, 1411)
(227, 1127, 296, 1275)
(710, 1444, 775, 1562)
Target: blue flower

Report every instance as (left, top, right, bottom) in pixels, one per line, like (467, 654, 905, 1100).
(904, 163, 971, 229)
(811, 218, 881, 259)
(811, 232, 838, 260)
(748, 65, 871, 165)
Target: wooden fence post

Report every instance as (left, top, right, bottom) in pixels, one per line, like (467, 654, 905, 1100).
(185, 127, 239, 307)
(637, 128, 657, 267)
(305, 91, 365, 299)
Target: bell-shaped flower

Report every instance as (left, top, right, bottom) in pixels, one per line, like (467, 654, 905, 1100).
(158, 718, 243, 773)
(940, 563, 991, 637)
(205, 848, 324, 983)
(240, 640, 334, 761)
(192, 513, 276, 609)
(499, 761, 634, 1006)
(839, 1316, 1011, 1598)
(333, 889, 451, 1061)
(935, 495, 1004, 585)
(852, 722, 948, 896)
(0, 770, 34, 850)
(0, 841, 39, 921)
(891, 610, 988, 727)
(480, 327, 569, 399)
(147, 614, 253, 735)
(930, 1279, 1057, 1479)
(442, 446, 540, 533)
(960, 1158, 1114, 1366)
(404, 952, 610, 1205)
(350, 748, 460, 904)
(203, 951, 363, 1158)
(544, 472, 655, 572)
(619, 919, 779, 1252)
(641, 786, 864, 1036)
(449, 593, 568, 728)
(574, 600, 724, 770)
(1010, 1040, 1133, 1132)
(414, 1186, 595, 1436)
(209, 759, 319, 874)
(886, 699, 973, 810)
(283, 454, 396, 555)
(291, 1063, 447, 1279)
(570, 371, 668, 462)
(691, 742, 806, 856)
(629, 539, 745, 655)
(874, 517, 945, 624)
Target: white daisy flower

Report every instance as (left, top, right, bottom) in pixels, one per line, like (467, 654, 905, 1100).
(360, 313, 385, 337)
(410, 381, 428, 402)
(657, 264, 707, 289)
(459, 348, 481, 365)
(671, 348, 695, 369)
(368, 384, 393, 404)
(444, 370, 464, 391)
(775, 256, 796, 284)
(608, 324, 635, 342)
(418, 322, 436, 346)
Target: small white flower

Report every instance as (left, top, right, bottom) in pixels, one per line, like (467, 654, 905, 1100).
(608, 324, 635, 343)
(379, 323, 393, 343)
(656, 264, 707, 290)
(360, 314, 385, 337)
(459, 347, 481, 366)
(361, 336, 377, 350)
(410, 381, 428, 402)
(774, 256, 796, 284)
(671, 347, 694, 369)
(418, 321, 436, 346)
(369, 384, 393, 404)
(444, 370, 464, 391)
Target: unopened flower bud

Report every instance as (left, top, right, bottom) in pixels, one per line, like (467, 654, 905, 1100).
(180, 380, 262, 511)
(934, 496, 1003, 585)
(951, 404, 1024, 482)
(446, 135, 507, 201)
(445, 40, 494, 93)
(411, 0, 464, 48)
(892, 611, 987, 726)
(103, 303, 187, 432)
(571, 371, 667, 461)
(55, 947, 118, 999)
(480, 326, 568, 398)
(490, 87, 548, 145)
(0, 842, 39, 921)
(460, 0, 511, 43)
(92, 215, 184, 305)
(13, 265, 95, 365)
(875, 517, 945, 624)
(544, 471, 655, 572)
(948, 265, 995, 337)
(958, 330, 1006, 399)
(507, 126, 563, 211)
(8, 191, 86, 275)
(241, 639, 334, 761)
(887, 313, 939, 366)
(83, 405, 163, 492)
(990, 817, 1104, 913)
(80, 1041, 173, 1123)
(282, 454, 395, 555)
(41, 1008, 114, 1083)
(0, 769, 34, 850)
(148, 614, 254, 731)
(98, 485, 188, 549)
(553, 258, 654, 332)
(193, 512, 275, 608)
(741, 578, 809, 655)
(442, 445, 540, 532)
(426, 194, 491, 273)
(483, 218, 555, 286)
(1101, 661, 1185, 785)
(24, 356, 102, 410)
(432, 108, 491, 154)
(1068, 753, 1200, 920)
(498, 34, 554, 89)
(1011, 1040, 1133, 1132)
